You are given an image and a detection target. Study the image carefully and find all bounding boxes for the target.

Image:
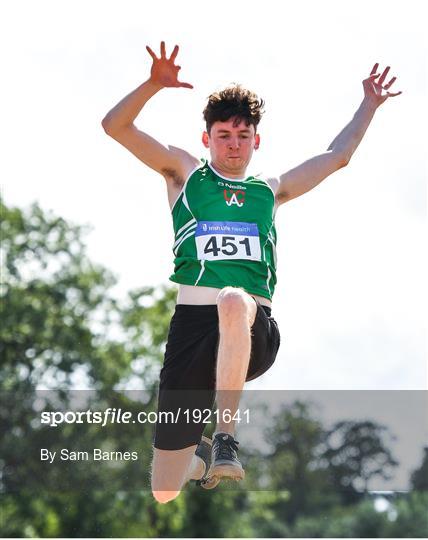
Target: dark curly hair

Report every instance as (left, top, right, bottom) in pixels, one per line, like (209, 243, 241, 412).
(203, 84, 265, 134)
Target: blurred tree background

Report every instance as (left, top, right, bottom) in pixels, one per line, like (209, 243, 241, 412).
(1, 196, 427, 538)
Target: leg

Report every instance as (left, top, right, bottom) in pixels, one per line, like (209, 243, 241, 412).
(200, 287, 256, 485)
(215, 286, 257, 435)
(205, 294, 280, 486)
(151, 444, 206, 504)
(151, 304, 219, 501)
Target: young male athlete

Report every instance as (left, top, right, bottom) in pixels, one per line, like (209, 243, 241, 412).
(102, 41, 401, 503)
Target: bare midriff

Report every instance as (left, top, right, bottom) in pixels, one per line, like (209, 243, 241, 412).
(176, 284, 272, 308)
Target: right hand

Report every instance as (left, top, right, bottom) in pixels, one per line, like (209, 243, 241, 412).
(146, 41, 193, 89)
(362, 63, 402, 108)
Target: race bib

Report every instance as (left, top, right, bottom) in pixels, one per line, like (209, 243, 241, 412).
(195, 221, 261, 261)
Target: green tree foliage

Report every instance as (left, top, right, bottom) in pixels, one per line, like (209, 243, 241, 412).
(322, 420, 398, 500)
(292, 498, 385, 538)
(0, 197, 179, 536)
(1, 196, 425, 538)
(262, 401, 339, 524)
(291, 492, 428, 538)
(411, 446, 428, 491)
(383, 491, 428, 537)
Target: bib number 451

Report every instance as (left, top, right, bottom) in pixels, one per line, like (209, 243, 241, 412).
(195, 221, 261, 261)
(204, 235, 251, 257)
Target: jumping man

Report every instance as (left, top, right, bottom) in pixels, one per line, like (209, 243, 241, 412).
(102, 41, 401, 503)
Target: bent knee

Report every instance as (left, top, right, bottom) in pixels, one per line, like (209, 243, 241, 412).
(217, 287, 254, 323)
(217, 287, 248, 313)
(152, 490, 181, 504)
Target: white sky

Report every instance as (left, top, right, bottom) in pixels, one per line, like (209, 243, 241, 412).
(1, 0, 427, 391)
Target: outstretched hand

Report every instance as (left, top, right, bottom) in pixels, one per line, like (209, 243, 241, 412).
(146, 41, 193, 89)
(363, 63, 402, 108)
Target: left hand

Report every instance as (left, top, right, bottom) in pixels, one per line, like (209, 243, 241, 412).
(363, 63, 402, 108)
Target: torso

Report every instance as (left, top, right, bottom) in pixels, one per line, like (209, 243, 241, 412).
(176, 283, 272, 307)
(164, 158, 279, 308)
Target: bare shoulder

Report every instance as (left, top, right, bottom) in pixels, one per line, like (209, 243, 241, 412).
(162, 146, 202, 187)
(163, 147, 202, 211)
(265, 177, 286, 209)
(265, 177, 280, 200)
(266, 177, 280, 193)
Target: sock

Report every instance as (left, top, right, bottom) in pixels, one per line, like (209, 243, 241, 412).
(213, 431, 234, 439)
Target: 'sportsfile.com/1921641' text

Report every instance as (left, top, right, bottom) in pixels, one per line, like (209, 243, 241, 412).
(40, 408, 251, 427)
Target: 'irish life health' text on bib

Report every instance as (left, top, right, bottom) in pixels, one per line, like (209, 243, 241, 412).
(195, 221, 261, 261)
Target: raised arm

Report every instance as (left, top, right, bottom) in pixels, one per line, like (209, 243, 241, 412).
(102, 41, 199, 181)
(275, 64, 402, 205)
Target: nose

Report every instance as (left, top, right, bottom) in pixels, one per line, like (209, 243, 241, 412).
(228, 137, 240, 149)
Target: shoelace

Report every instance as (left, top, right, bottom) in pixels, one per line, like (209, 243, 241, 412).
(214, 435, 240, 460)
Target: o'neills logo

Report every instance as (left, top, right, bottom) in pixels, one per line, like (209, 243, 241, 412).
(224, 189, 245, 207)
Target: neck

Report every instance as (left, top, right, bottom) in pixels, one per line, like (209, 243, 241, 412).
(209, 161, 247, 180)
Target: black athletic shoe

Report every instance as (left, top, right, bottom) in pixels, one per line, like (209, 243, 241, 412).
(195, 437, 220, 489)
(209, 432, 245, 482)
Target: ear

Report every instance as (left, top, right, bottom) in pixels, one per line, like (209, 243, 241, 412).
(202, 131, 210, 148)
(254, 133, 260, 150)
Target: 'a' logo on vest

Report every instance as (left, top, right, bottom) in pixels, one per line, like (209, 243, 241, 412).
(224, 189, 245, 207)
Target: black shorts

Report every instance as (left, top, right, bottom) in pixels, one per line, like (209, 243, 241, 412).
(153, 299, 281, 450)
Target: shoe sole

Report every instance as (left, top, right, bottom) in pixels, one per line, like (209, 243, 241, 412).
(198, 438, 245, 489)
(200, 475, 221, 490)
(208, 463, 245, 482)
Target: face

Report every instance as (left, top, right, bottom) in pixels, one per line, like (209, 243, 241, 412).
(202, 117, 260, 177)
